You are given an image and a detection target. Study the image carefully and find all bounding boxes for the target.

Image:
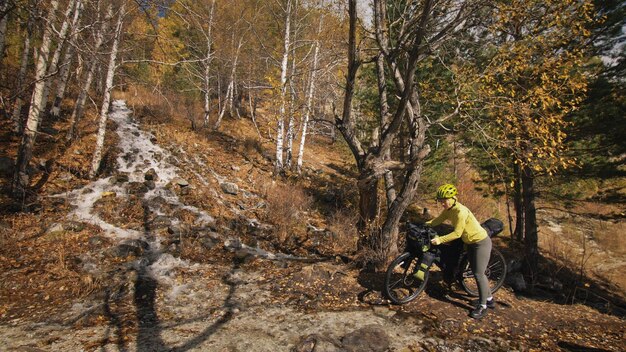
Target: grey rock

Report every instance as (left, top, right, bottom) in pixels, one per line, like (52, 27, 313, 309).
(88, 236, 107, 246)
(65, 221, 85, 232)
(145, 168, 158, 181)
(46, 223, 64, 235)
(114, 173, 130, 184)
(341, 325, 389, 352)
(175, 178, 189, 187)
(220, 182, 239, 195)
(144, 180, 156, 190)
(127, 182, 148, 195)
(224, 237, 242, 251)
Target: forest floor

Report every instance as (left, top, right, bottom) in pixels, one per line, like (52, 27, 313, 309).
(0, 99, 624, 351)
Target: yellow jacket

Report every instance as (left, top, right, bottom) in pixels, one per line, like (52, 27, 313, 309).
(425, 201, 487, 244)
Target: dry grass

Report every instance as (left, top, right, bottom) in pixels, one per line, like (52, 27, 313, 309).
(262, 182, 313, 243)
(326, 209, 359, 254)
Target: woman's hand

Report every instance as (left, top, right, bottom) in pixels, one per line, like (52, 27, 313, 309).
(431, 237, 441, 245)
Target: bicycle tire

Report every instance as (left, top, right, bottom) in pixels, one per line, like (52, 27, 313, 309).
(459, 248, 507, 297)
(384, 252, 429, 304)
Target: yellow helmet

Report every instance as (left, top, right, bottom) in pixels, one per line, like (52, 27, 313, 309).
(436, 184, 457, 199)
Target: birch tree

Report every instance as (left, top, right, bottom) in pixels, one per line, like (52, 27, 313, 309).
(90, 3, 125, 178)
(50, 0, 84, 117)
(296, 16, 323, 174)
(275, 0, 292, 173)
(67, 3, 112, 141)
(215, 33, 243, 129)
(12, 2, 34, 133)
(38, 0, 78, 116)
(11, 0, 60, 198)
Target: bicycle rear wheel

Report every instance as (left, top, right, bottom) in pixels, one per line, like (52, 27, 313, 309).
(459, 248, 507, 297)
(384, 252, 429, 304)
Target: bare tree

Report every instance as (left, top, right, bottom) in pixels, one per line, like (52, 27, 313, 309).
(215, 33, 243, 129)
(12, 1, 35, 133)
(90, 3, 125, 178)
(50, 0, 84, 117)
(39, 0, 78, 116)
(296, 16, 323, 174)
(12, 0, 61, 198)
(274, 0, 292, 173)
(67, 3, 113, 141)
(337, 0, 476, 262)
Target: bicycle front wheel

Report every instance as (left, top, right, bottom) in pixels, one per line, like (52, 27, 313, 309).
(459, 248, 507, 297)
(384, 252, 429, 304)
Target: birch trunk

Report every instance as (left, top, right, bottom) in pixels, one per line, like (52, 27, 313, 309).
(296, 19, 322, 174)
(12, 11, 34, 133)
(12, 0, 60, 198)
(67, 4, 112, 141)
(216, 36, 242, 129)
(275, 0, 292, 173)
(202, 0, 215, 128)
(51, 0, 83, 117)
(285, 50, 297, 169)
(39, 0, 77, 114)
(89, 4, 125, 179)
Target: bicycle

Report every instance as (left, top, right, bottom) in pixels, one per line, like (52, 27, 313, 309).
(384, 218, 507, 305)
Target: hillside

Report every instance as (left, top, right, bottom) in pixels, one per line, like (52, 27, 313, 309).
(0, 95, 625, 351)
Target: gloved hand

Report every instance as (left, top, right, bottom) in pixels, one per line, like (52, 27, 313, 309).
(430, 236, 441, 245)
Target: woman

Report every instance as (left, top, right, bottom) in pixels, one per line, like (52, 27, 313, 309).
(426, 184, 495, 319)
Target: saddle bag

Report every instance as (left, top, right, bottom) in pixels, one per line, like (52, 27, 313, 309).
(481, 218, 504, 237)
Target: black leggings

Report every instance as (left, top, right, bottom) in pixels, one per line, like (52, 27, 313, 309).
(467, 236, 492, 305)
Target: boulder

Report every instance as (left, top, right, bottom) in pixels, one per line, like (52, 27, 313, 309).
(220, 182, 239, 195)
(341, 325, 390, 352)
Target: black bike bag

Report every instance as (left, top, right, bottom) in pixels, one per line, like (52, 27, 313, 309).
(481, 218, 504, 237)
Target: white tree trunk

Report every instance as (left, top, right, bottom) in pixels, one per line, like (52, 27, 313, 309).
(215, 36, 242, 129)
(203, 0, 216, 128)
(39, 0, 77, 115)
(297, 19, 322, 174)
(51, 0, 83, 117)
(12, 0, 60, 197)
(12, 13, 33, 133)
(89, 4, 125, 179)
(275, 0, 292, 173)
(67, 4, 112, 141)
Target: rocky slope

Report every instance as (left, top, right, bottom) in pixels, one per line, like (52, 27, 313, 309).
(0, 101, 624, 351)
